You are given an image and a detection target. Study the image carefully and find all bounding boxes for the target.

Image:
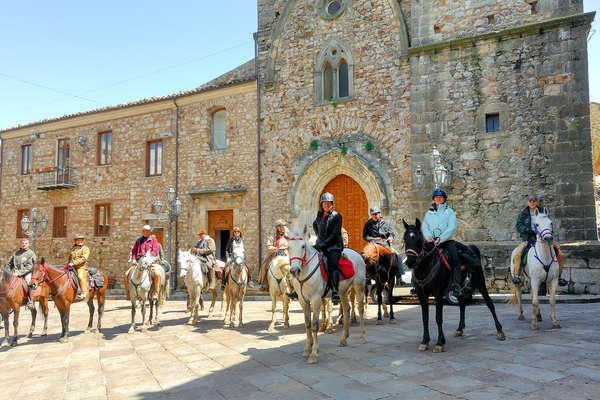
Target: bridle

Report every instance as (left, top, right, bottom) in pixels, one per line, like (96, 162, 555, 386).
(30, 264, 74, 297)
(287, 236, 324, 301)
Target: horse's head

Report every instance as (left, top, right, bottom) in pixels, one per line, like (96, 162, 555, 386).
(533, 210, 554, 243)
(29, 261, 48, 289)
(287, 231, 308, 277)
(139, 250, 155, 270)
(178, 249, 193, 277)
(231, 247, 245, 269)
(362, 242, 379, 268)
(403, 218, 424, 269)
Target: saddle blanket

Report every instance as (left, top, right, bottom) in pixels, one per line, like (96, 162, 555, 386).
(319, 257, 355, 281)
(87, 267, 105, 290)
(14, 275, 42, 298)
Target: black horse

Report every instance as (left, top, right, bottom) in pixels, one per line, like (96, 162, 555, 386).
(402, 219, 505, 352)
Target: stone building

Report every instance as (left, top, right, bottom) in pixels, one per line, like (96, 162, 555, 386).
(592, 102, 600, 230)
(1, 0, 599, 292)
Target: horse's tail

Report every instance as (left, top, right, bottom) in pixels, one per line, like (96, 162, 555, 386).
(164, 273, 171, 300)
(508, 283, 520, 306)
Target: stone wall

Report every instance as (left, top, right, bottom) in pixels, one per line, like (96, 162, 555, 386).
(592, 102, 600, 233)
(409, 13, 597, 242)
(0, 83, 259, 288)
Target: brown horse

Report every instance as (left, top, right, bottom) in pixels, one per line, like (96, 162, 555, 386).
(85, 268, 109, 333)
(362, 242, 397, 324)
(30, 263, 108, 342)
(0, 264, 50, 347)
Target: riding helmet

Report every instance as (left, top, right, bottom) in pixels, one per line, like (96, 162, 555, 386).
(431, 188, 447, 200)
(320, 192, 335, 203)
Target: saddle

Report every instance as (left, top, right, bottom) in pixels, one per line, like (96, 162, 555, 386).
(318, 255, 355, 282)
(87, 267, 105, 290)
(224, 264, 251, 283)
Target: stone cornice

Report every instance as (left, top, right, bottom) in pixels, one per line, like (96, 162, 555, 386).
(189, 186, 247, 198)
(1, 81, 256, 139)
(407, 12, 596, 57)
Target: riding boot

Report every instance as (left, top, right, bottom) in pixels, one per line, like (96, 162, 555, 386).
(209, 268, 216, 290)
(557, 250, 568, 286)
(331, 269, 340, 305)
(396, 254, 405, 286)
(513, 242, 527, 284)
(221, 266, 229, 291)
(450, 265, 463, 298)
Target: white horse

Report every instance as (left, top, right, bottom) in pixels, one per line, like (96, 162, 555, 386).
(178, 249, 205, 325)
(179, 249, 226, 318)
(127, 250, 163, 332)
(267, 255, 292, 331)
(287, 230, 366, 364)
(510, 210, 561, 329)
(224, 247, 248, 328)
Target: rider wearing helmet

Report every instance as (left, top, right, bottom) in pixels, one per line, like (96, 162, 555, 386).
(422, 188, 462, 297)
(313, 192, 343, 305)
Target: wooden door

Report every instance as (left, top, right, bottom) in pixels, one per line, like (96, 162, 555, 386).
(208, 210, 233, 239)
(321, 174, 368, 251)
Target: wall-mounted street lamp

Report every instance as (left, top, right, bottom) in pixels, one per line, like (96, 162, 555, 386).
(21, 207, 48, 252)
(413, 146, 453, 189)
(153, 187, 182, 292)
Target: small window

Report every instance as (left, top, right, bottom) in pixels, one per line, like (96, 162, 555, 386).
(95, 204, 110, 236)
(487, 15, 495, 24)
(21, 144, 32, 175)
(98, 131, 112, 165)
(53, 207, 67, 238)
(530, 1, 538, 14)
(17, 209, 30, 238)
(147, 139, 163, 176)
(211, 109, 227, 150)
(338, 60, 349, 98)
(323, 63, 334, 100)
(327, 0, 342, 16)
(486, 113, 500, 133)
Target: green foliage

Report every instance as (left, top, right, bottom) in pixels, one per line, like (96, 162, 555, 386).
(340, 145, 348, 155)
(310, 139, 319, 150)
(365, 141, 374, 151)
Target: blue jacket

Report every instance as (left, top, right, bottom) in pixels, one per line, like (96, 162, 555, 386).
(422, 203, 456, 243)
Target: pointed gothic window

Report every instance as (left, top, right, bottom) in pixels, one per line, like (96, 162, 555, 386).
(338, 59, 349, 98)
(323, 63, 334, 100)
(211, 109, 227, 150)
(315, 40, 354, 104)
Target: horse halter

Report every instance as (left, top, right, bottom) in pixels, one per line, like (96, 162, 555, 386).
(29, 264, 48, 288)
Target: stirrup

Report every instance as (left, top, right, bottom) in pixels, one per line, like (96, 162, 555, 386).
(331, 291, 340, 305)
(450, 284, 463, 298)
(285, 291, 298, 299)
(558, 277, 568, 287)
(512, 276, 522, 285)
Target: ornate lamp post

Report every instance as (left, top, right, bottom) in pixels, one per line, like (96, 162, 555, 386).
(20, 207, 48, 252)
(153, 187, 182, 293)
(413, 146, 452, 189)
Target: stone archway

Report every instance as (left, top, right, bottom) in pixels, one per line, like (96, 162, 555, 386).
(290, 151, 387, 235)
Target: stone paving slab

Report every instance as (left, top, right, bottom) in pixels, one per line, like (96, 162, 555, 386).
(0, 299, 599, 399)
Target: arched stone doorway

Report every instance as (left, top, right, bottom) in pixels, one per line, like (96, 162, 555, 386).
(321, 174, 368, 251)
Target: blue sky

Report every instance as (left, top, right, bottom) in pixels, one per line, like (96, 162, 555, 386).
(0, 1, 598, 131)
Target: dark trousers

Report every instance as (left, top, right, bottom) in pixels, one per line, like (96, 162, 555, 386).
(323, 249, 341, 292)
(440, 240, 462, 285)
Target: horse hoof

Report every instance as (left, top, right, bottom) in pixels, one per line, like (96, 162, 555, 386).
(302, 350, 310, 357)
(84, 328, 91, 334)
(357, 336, 367, 344)
(518, 314, 525, 321)
(238, 322, 243, 328)
(10, 341, 17, 347)
(537, 315, 542, 322)
(454, 330, 463, 337)
(307, 355, 318, 364)
(388, 319, 396, 325)
(284, 323, 290, 328)
(0, 341, 7, 347)
(27, 332, 33, 338)
(58, 337, 67, 343)
(267, 325, 276, 332)
(530, 323, 538, 330)
(128, 328, 135, 334)
(338, 339, 347, 347)
(376, 319, 383, 325)
(41, 332, 47, 337)
(418, 344, 428, 351)
(552, 322, 561, 329)
(497, 332, 506, 341)
(433, 345, 444, 353)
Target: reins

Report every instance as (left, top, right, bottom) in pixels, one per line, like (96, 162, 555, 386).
(288, 237, 325, 302)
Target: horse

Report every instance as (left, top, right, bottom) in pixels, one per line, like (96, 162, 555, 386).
(223, 247, 248, 328)
(402, 219, 505, 353)
(179, 249, 226, 318)
(0, 264, 49, 347)
(84, 267, 109, 333)
(510, 210, 561, 329)
(266, 255, 291, 331)
(126, 250, 165, 332)
(178, 249, 205, 325)
(30, 262, 108, 343)
(362, 242, 397, 325)
(287, 230, 366, 364)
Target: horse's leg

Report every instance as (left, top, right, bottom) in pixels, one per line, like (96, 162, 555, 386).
(238, 287, 245, 328)
(230, 288, 238, 327)
(356, 283, 366, 344)
(455, 297, 466, 337)
(11, 306, 19, 346)
(433, 295, 445, 353)
(376, 282, 383, 325)
(517, 283, 525, 321)
(268, 288, 277, 331)
(479, 280, 505, 340)
(27, 302, 37, 338)
(1, 311, 9, 346)
(530, 278, 540, 330)
(388, 279, 396, 324)
(140, 297, 147, 331)
(40, 297, 49, 336)
(302, 302, 312, 357)
(86, 292, 95, 333)
(417, 291, 430, 351)
(326, 298, 333, 332)
(339, 287, 350, 347)
(308, 300, 320, 364)
(223, 289, 230, 325)
(97, 293, 105, 333)
(320, 299, 327, 331)
(350, 288, 357, 324)
(549, 278, 561, 329)
(283, 292, 290, 328)
(129, 298, 136, 333)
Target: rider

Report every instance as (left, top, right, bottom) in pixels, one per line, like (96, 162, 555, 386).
(313, 192, 343, 305)
(513, 195, 567, 286)
(68, 233, 90, 301)
(362, 206, 405, 285)
(7, 238, 36, 310)
(125, 225, 162, 299)
(221, 227, 245, 291)
(193, 230, 217, 289)
(422, 188, 463, 297)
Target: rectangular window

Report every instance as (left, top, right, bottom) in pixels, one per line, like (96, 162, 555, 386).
(17, 209, 30, 238)
(486, 113, 500, 133)
(21, 144, 32, 175)
(56, 138, 70, 184)
(95, 204, 111, 236)
(53, 207, 67, 238)
(147, 140, 162, 176)
(98, 131, 112, 165)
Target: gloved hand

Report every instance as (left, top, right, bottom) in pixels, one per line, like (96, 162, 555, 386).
(527, 234, 536, 243)
(314, 241, 322, 251)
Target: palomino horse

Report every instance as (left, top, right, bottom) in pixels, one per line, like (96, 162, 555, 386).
(403, 219, 505, 353)
(224, 247, 248, 328)
(266, 255, 291, 331)
(127, 251, 165, 332)
(179, 249, 226, 318)
(362, 242, 397, 324)
(30, 262, 108, 342)
(0, 264, 49, 347)
(287, 231, 366, 364)
(178, 249, 206, 325)
(510, 210, 561, 329)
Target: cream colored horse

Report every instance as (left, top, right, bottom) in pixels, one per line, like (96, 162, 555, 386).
(224, 247, 248, 328)
(267, 255, 291, 331)
(288, 231, 366, 364)
(510, 210, 561, 330)
(179, 249, 226, 319)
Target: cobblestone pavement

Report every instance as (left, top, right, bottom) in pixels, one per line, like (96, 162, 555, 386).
(1, 299, 599, 400)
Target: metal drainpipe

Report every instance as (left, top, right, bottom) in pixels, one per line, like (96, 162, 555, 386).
(254, 32, 263, 276)
(173, 98, 180, 292)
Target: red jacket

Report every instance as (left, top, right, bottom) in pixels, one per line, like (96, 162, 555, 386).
(131, 236, 159, 261)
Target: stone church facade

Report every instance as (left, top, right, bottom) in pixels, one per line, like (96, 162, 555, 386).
(1, 0, 598, 292)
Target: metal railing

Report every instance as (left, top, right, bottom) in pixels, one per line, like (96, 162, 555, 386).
(36, 167, 76, 190)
